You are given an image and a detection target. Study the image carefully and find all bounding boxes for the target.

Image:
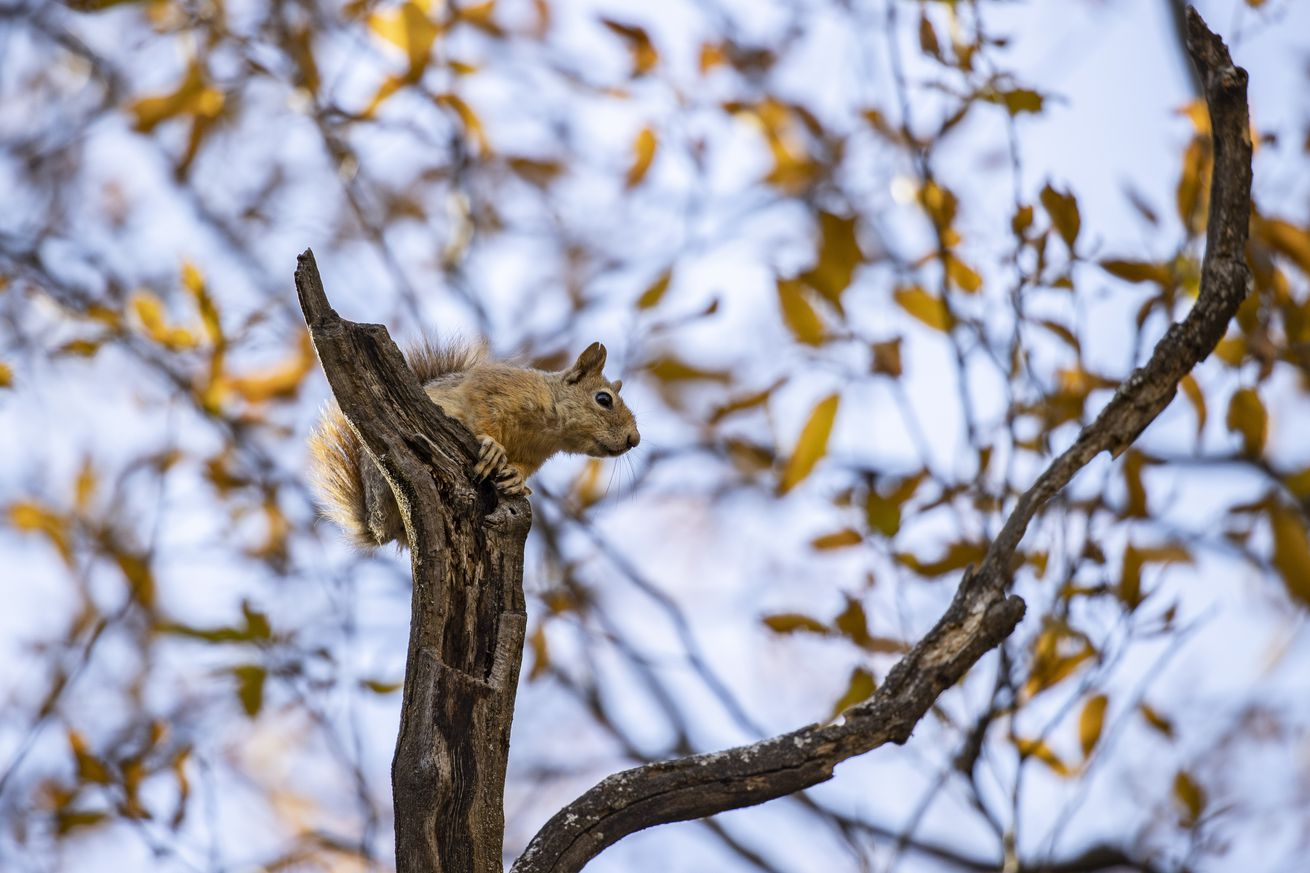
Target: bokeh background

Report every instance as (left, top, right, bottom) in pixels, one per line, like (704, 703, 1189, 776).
(3, 0, 1310, 870)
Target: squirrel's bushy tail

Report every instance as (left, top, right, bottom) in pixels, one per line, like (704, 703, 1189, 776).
(307, 337, 486, 549)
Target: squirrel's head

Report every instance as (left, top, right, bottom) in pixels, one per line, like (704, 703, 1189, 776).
(554, 342, 640, 458)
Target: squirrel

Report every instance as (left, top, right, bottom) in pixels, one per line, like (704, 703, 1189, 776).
(308, 339, 640, 549)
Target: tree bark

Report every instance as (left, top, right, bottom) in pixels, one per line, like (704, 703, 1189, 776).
(294, 255, 531, 873)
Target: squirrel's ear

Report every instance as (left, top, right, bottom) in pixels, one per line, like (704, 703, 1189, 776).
(612, 379, 623, 393)
(564, 342, 607, 384)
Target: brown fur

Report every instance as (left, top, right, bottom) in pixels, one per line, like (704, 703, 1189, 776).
(308, 339, 638, 549)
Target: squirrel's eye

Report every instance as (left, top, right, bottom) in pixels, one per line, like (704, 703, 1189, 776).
(594, 391, 613, 409)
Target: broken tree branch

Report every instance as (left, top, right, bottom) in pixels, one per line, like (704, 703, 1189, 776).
(510, 9, 1250, 873)
(295, 252, 532, 873)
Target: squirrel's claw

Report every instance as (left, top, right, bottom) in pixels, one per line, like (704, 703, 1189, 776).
(473, 435, 508, 480)
(474, 435, 527, 497)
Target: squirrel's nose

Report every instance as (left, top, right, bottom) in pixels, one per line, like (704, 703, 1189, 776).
(627, 431, 640, 449)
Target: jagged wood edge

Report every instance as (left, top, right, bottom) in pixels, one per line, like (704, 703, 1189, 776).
(511, 9, 1251, 873)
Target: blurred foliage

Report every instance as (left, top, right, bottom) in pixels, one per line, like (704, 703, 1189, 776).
(1, 0, 1310, 871)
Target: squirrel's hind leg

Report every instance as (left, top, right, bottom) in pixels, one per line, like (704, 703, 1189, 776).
(474, 435, 530, 496)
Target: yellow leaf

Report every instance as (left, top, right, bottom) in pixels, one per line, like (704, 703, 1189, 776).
(625, 126, 657, 188)
(570, 458, 605, 510)
(762, 613, 828, 634)
(1120, 543, 1191, 609)
(779, 393, 840, 494)
(363, 74, 408, 117)
(233, 665, 266, 718)
(68, 730, 112, 785)
(528, 623, 550, 681)
(1100, 259, 1171, 286)
(709, 379, 783, 425)
(1179, 374, 1206, 439)
(918, 180, 958, 234)
(698, 41, 727, 73)
(636, 268, 672, 310)
(1012, 204, 1034, 236)
(1255, 216, 1310, 276)
(56, 339, 102, 358)
(369, 0, 441, 70)
(8, 500, 73, 566)
(507, 156, 564, 187)
(1269, 503, 1310, 607)
(996, 88, 1044, 116)
(800, 212, 862, 305)
(113, 549, 155, 606)
(457, 0, 500, 34)
(1014, 737, 1073, 777)
(217, 331, 315, 404)
(646, 355, 730, 383)
(1173, 771, 1206, 827)
(896, 540, 986, 577)
(435, 93, 489, 155)
(181, 261, 223, 345)
(829, 666, 876, 719)
(600, 18, 658, 75)
(130, 290, 198, 350)
(1139, 703, 1175, 738)
(811, 528, 862, 550)
(917, 11, 940, 57)
(1023, 623, 1095, 699)
(1225, 387, 1267, 456)
(1284, 467, 1310, 499)
(894, 285, 952, 332)
(74, 459, 98, 513)
(1040, 184, 1080, 250)
(1176, 137, 1212, 236)
(865, 491, 901, 538)
(1121, 450, 1150, 518)
(945, 253, 982, 293)
(129, 59, 225, 133)
(777, 278, 825, 345)
(1078, 694, 1108, 759)
(1214, 333, 1245, 366)
(0, 361, 11, 388)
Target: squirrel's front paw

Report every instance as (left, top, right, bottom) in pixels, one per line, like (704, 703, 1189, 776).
(474, 435, 527, 497)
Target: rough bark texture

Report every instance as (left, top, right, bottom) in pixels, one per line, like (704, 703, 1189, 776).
(296, 9, 1248, 873)
(511, 10, 1250, 873)
(294, 253, 531, 873)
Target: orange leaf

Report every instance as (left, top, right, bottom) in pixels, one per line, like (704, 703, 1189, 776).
(625, 126, 657, 188)
(811, 528, 862, 550)
(1078, 694, 1108, 759)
